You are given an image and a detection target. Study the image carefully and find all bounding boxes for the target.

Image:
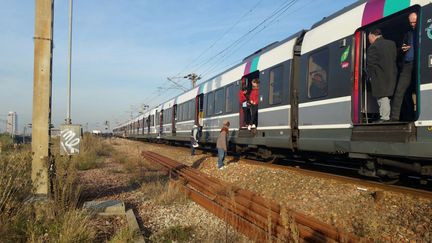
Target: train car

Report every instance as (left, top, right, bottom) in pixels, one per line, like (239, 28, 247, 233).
(117, 0, 432, 179)
(295, 0, 432, 177)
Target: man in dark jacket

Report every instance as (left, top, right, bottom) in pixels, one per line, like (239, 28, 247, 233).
(367, 28, 397, 122)
(391, 12, 417, 121)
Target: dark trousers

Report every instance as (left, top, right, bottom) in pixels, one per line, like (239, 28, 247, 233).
(391, 62, 413, 121)
(242, 107, 250, 126)
(191, 145, 195, 155)
(250, 105, 258, 126)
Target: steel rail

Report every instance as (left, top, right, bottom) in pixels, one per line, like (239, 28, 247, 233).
(142, 151, 362, 242)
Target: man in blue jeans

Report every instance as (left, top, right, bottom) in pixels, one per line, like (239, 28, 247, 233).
(216, 120, 230, 169)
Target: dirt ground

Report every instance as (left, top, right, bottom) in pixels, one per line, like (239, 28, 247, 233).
(79, 138, 432, 242)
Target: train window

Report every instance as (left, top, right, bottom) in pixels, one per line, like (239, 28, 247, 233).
(307, 49, 329, 99)
(182, 103, 185, 121)
(214, 88, 224, 115)
(269, 66, 283, 105)
(207, 92, 214, 115)
(189, 100, 195, 120)
(225, 84, 234, 113)
(150, 115, 154, 126)
(183, 103, 188, 121)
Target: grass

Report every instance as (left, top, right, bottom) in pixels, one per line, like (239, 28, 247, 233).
(150, 225, 195, 243)
(108, 227, 137, 243)
(0, 147, 96, 242)
(0, 133, 124, 242)
(71, 133, 114, 170)
(0, 133, 13, 152)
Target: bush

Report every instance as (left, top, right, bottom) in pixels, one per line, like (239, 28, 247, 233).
(0, 134, 14, 152)
(0, 142, 97, 242)
(72, 134, 113, 170)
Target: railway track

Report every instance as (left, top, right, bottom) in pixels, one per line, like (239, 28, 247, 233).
(142, 150, 362, 242)
(240, 159, 432, 200)
(138, 141, 432, 199)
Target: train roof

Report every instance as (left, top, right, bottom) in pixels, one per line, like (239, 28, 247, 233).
(310, 0, 367, 30)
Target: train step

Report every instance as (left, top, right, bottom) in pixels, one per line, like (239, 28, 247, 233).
(238, 128, 257, 138)
(352, 122, 416, 143)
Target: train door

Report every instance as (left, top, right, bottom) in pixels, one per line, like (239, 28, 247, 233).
(352, 7, 420, 125)
(352, 7, 421, 144)
(172, 104, 177, 135)
(239, 70, 259, 129)
(195, 94, 204, 126)
(159, 110, 163, 136)
(147, 116, 150, 135)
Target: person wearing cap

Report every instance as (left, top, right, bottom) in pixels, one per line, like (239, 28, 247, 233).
(216, 120, 230, 169)
(248, 78, 259, 130)
(367, 28, 397, 122)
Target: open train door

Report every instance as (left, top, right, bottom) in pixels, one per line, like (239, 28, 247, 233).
(172, 104, 177, 135)
(195, 94, 204, 126)
(159, 110, 163, 137)
(352, 6, 420, 142)
(146, 115, 150, 135)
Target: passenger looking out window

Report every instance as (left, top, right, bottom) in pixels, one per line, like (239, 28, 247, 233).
(308, 49, 329, 99)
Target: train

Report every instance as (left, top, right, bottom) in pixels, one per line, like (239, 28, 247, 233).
(114, 0, 432, 180)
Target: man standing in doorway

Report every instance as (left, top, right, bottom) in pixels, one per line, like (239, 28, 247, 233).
(367, 28, 397, 122)
(391, 12, 417, 121)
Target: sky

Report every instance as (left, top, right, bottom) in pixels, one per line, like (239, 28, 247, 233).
(0, 0, 357, 133)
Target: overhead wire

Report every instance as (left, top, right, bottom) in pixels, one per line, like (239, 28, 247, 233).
(132, 0, 307, 117)
(199, 0, 299, 78)
(202, 0, 314, 79)
(173, 0, 265, 78)
(149, 0, 265, 107)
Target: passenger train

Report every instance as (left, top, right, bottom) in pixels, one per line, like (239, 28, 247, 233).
(114, 0, 432, 179)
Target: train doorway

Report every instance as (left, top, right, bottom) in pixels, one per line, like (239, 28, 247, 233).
(147, 115, 150, 134)
(352, 8, 420, 125)
(239, 71, 260, 129)
(195, 94, 204, 126)
(159, 110, 163, 137)
(172, 104, 177, 135)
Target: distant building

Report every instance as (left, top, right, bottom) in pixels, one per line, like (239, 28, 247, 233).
(6, 112, 17, 136)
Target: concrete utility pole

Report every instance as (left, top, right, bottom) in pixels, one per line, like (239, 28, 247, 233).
(32, 0, 54, 196)
(184, 73, 201, 88)
(65, 0, 73, 125)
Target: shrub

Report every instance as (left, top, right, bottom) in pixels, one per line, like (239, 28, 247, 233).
(0, 142, 97, 242)
(71, 134, 113, 170)
(0, 134, 14, 152)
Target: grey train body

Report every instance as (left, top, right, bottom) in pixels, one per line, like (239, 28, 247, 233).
(115, 1, 432, 177)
